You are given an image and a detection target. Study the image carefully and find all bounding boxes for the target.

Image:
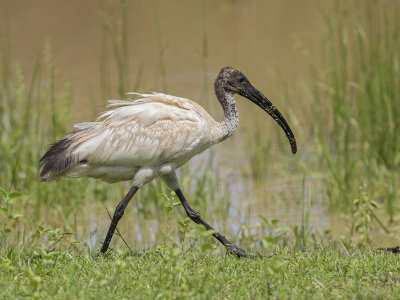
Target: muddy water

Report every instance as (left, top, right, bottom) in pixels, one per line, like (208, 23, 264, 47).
(3, 0, 338, 242)
(5, 0, 324, 110)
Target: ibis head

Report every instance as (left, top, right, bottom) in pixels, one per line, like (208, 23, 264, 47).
(215, 67, 297, 154)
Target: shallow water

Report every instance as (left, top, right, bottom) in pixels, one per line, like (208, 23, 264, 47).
(5, 0, 325, 112)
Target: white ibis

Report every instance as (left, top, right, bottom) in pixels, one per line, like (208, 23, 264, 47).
(40, 67, 297, 257)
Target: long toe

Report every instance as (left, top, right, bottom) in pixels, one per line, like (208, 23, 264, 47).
(228, 244, 258, 258)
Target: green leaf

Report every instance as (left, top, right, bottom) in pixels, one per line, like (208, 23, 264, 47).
(9, 192, 22, 199)
(172, 202, 181, 207)
(264, 237, 277, 243)
(9, 213, 23, 219)
(0, 188, 7, 198)
(178, 218, 191, 227)
(275, 226, 291, 234)
(163, 202, 173, 208)
(1, 207, 8, 213)
(259, 215, 271, 226)
(3, 228, 11, 234)
(271, 219, 279, 225)
(157, 193, 170, 201)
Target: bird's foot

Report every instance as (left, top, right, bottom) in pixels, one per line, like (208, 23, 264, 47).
(226, 244, 258, 259)
(95, 247, 111, 259)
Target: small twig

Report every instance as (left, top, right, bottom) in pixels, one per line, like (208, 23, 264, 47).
(105, 208, 134, 254)
(339, 239, 350, 257)
(47, 232, 73, 252)
(370, 210, 390, 233)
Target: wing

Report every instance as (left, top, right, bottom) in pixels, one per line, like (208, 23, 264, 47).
(72, 93, 208, 166)
(40, 93, 213, 181)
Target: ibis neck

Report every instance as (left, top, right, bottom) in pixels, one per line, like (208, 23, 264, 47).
(215, 92, 239, 142)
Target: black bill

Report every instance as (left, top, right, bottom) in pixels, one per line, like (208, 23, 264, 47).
(239, 82, 297, 154)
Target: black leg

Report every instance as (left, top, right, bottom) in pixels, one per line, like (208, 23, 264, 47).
(100, 185, 138, 253)
(175, 189, 256, 258)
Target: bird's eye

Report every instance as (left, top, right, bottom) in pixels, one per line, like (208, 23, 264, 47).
(227, 80, 234, 86)
(238, 76, 245, 83)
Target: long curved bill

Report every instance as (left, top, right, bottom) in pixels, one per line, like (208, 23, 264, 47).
(240, 82, 297, 154)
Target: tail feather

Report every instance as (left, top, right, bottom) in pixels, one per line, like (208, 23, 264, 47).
(39, 136, 80, 182)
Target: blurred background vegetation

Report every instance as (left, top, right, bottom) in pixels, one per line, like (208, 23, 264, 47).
(0, 0, 399, 256)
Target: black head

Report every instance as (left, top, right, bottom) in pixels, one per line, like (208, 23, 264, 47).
(214, 67, 251, 95)
(215, 66, 297, 154)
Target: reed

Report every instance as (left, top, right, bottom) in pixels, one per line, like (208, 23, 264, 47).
(312, 0, 400, 223)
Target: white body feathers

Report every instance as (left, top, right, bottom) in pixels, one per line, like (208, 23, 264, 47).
(40, 93, 234, 187)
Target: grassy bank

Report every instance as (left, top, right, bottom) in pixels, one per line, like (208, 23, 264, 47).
(1, 248, 400, 299)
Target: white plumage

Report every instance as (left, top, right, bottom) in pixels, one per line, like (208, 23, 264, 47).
(41, 92, 222, 186)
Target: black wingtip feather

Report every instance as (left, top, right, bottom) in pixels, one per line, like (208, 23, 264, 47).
(39, 137, 79, 181)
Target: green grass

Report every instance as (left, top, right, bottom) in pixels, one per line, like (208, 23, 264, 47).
(1, 247, 400, 299)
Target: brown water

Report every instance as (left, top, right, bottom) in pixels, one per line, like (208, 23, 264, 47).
(4, 0, 324, 110)
(3, 0, 342, 244)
